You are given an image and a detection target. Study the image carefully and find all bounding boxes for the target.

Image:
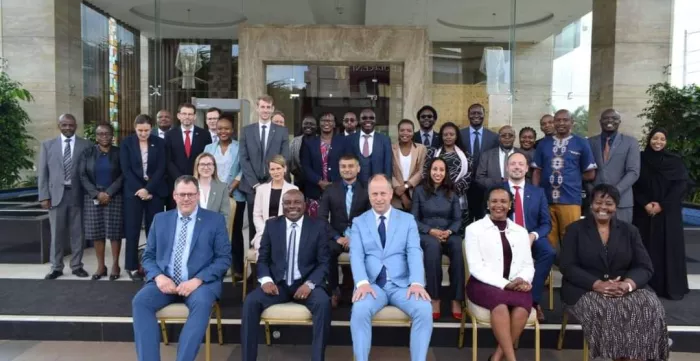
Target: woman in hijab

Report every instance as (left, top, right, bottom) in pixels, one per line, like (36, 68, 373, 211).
(632, 128, 690, 300)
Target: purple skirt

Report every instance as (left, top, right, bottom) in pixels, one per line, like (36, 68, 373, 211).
(466, 277, 532, 311)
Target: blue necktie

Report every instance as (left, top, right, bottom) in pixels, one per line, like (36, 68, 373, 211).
(376, 215, 387, 287)
(172, 216, 191, 285)
(345, 184, 353, 217)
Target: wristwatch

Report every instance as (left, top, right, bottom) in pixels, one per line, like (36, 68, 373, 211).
(305, 281, 316, 290)
(403, 183, 410, 189)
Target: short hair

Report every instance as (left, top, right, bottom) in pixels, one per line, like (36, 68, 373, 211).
(416, 105, 438, 120)
(343, 111, 357, 120)
(498, 125, 515, 134)
(178, 103, 196, 113)
(193, 152, 219, 181)
(468, 103, 485, 113)
(257, 94, 274, 105)
(485, 185, 514, 218)
(218, 115, 234, 125)
(397, 119, 415, 130)
(438, 122, 464, 151)
(320, 112, 336, 120)
(368, 174, 392, 189)
(507, 151, 528, 163)
(58, 113, 77, 123)
(360, 108, 375, 115)
(206, 107, 222, 117)
(95, 122, 114, 135)
(339, 153, 359, 163)
(174, 175, 199, 190)
(134, 114, 153, 126)
(554, 109, 572, 119)
(271, 110, 285, 119)
(539, 114, 553, 122)
(590, 183, 621, 206)
(268, 154, 287, 169)
(519, 126, 537, 138)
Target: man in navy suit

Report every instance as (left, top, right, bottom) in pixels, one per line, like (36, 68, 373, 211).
(505, 152, 555, 321)
(241, 189, 331, 361)
(346, 108, 392, 185)
(412, 105, 442, 149)
(132, 175, 232, 361)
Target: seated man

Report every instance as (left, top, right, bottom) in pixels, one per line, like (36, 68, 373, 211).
(318, 154, 371, 307)
(350, 174, 433, 361)
(241, 189, 331, 361)
(132, 175, 232, 361)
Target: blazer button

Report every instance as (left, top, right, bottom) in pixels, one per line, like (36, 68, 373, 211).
(603, 274, 609, 279)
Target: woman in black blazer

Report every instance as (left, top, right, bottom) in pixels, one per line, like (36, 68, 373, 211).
(411, 157, 464, 320)
(79, 123, 123, 280)
(560, 184, 669, 361)
(120, 114, 167, 281)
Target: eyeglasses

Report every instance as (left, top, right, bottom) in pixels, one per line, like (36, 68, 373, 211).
(420, 114, 434, 119)
(361, 116, 375, 120)
(343, 118, 356, 122)
(198, 163, 215, 168)
(320, 118, 334, 123)
(175, 192, 198, 199)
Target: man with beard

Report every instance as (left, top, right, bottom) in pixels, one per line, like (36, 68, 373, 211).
(534, 114, 555, 149)
(342, 111, 358, 136)
(588, 109, 640, 222)
(412, 105, 442, 149)
(152, 109, 173, 138)
(346, 108, 392, 185)
(475, 125, 525, 189)
(290, 115, 318, 192)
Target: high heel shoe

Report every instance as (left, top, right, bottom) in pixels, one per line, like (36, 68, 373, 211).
(109, 267, 121, 281)
(432, 312, 441, 320)
(452, 312, 463, 320)
(91, 269, 107, 280)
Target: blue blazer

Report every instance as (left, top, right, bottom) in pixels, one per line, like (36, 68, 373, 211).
(349, 208, 424, 288)
(120, 134, 168, 198)
(141, 208, 232, 298)
(257, 216, 330, 288)
(506, 182, 551, 241)
(346, 131, 392, 184)
(300, 135, 347, 200)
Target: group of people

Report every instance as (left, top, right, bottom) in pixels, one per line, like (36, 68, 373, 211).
(35, 94, 690, 361)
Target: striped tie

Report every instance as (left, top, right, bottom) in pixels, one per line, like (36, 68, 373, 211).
(286, 223, 298, 286)
(63, 139, 72, 183)
(172, 216, 191, 284)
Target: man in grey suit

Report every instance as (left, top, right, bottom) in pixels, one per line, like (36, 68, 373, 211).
(475, 125, 524, 189)
(239, 94, 290, 242)
(588, 109, 640, 222)
(38, 114, 92, 279)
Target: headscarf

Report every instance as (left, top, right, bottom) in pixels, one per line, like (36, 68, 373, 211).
(642, 128, 689, 181)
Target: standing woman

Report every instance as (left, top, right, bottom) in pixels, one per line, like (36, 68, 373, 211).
(193, 153, 230, 220)
(392, 119, 426, 211)
(120, 114, 167, 281)
(424, 122, 473, 231)
(633, 128, 690, 300)
(79, 123, 123, 280)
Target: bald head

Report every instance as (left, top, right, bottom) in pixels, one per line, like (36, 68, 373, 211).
(599, 108, 621, 133)
(368, 174, 392, 214)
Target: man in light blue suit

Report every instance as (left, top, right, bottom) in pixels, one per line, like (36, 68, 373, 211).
(349, 174, 433, 361)
(132, 175, 232, 361)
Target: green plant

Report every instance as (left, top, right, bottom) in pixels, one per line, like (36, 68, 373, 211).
(571, 106, 589, 137)
(0, 66, 35, 189)
(83, 122, 96, 143)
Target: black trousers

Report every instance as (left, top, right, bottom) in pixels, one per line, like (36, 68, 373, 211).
(245, 192, 256, 244)
(420, 234, 465, 301)
(328, 240, 346, 291)
(123, 195, 164, 271)
(231, 201, 247, 274)
(241, 280, 331, 361)
(467, 185, 485, 222)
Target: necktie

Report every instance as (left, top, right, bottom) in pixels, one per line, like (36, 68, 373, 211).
(603, 136, 611, 162)
(502, 150, 509, 179)
(261, 125, 267, 157)
(362, 134, 371, 157)
(472, 131, 481, 160)
(376, 215, 387, 287)
(345, 184, 353, 217)
(513, 186, 524, 227)
(286, 222, 298, 286)
(423, 133, 430, 147)
(184, 130, 192, 158)
(63, 139, 72, 183)
(172, 216, 191, 284)
(211, 133, 218, 144)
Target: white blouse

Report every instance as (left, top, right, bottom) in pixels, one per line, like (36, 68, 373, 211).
(400, 151, 412, 182)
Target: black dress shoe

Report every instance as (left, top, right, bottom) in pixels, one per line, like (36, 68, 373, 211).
(91, 269, 107, 280)
(44, 271, 63, 280)
(109, 267, 121, 281)
(72, 268, 89, 278)
(128, 270, 144, 281)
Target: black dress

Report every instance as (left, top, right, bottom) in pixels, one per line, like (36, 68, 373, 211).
(269, 188, 282, 216)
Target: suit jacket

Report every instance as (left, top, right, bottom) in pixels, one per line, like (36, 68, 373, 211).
(460, 126, 499, 170)
(391, 143, 427, 209)
(251, 181, 298, 251)
(238, 122, 290, 195)
(588, 133, 640, 208)
(204, 141, 244, 202)
(413, 130, 442, 149)
(559, 218, 653, 305)
(79, 145, 123, 198)
(349, 208, 424, 288)
(301, 135, 348, 200)
(203, 179, 230, 221)
(120, 134, 168, 198)
(475, 147, 525, 189)
(164, 126, 212, 183)
(151, 127, 171, 138)
(257, 216, 330, 288)
(410, 185, 461, 235)
(317, 180, 371, 240)
(506, 182, 551, 241)
(346, 131, 393, 184)
(38, 135, 91, 206)
(141, 208, 232, 298)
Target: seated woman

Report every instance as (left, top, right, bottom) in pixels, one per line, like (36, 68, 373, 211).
(561, 184, 669, 361)
(193, 153, 230, 221)
(251, 155, 298, 256)
(411, 157, 463, 320)
(465, 185, 534, 361)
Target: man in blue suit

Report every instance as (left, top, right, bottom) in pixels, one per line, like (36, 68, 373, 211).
(505, 152, 555, 321)
(346, 108, 392, 185)
(132, 175, 232, 361)
(241, 189, 331, 361)
(350, 174, 433, 361)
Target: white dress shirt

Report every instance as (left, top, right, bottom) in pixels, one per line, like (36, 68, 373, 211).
(259, 216, 304, 285)
(399, 152, 412, 181)
(157, 129, 166, 139)
(181, 125, 194, 143)
(499, 148, 515, 178)
(344, 130, 354, 136)
(359, 130, 375, 156)
(60, 134, 75, 159)
(507, 179, 538, 240)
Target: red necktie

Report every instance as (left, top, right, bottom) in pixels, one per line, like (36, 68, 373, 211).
(184, 130, 192, 158)
(513, 185, 524, 227)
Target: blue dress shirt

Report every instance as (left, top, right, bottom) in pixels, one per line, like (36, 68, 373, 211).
(167, 207, 199, 281)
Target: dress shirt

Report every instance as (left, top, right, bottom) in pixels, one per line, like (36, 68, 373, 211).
(181, 125, 194, 143)
(158, 129, 166, 139)
(258, 120, 271, 149)
(60, 134, 75, 159)
(198, 185, 210, 209)
(344, 131, 354, 136)
(259, 216, 304, 285)
(167, 207, 199, 282)
(469, 126, 483, 155)
(498, 147, 515, 178)
(359, 130, 375, 156)
(400, 151, 412, 181)
(507, 180, 538, 239)
(212, 143, 232, 182)
(421, 130, 434, 144)
(209, 130, 218, 144)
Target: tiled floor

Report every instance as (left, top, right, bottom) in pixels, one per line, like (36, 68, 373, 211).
(0, 341, 697, 361)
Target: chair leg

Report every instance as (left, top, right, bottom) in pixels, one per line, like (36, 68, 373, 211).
(471, 317, 478, 361)
(205, 321, 211, 361)
(535, 321, 541, 361)
(242, 259, 249, 302)
(159, 320, 169, 345)
(549, 270, 554, 311)
(557, 311, 569, 350)
(582, 338, 589, 361)
(215, 303, 223, 345)
(458, 304, 467, 348)
(264, 321, 272, 346)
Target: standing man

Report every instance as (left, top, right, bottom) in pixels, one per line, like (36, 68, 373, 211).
(164, 103, 212, 208)
(505, 152, 555, 321)
(534, 114, 554, 149)
(239, 94, 290, 243)
(39, 114, 91, 279)
(290, 115, 318, 192)
(342, 111, 358, 136)
(460, 103, 499, 221)
(152, 109, 173, 139)
(588, 109, 640, 222)
(241, 190, 331, 361)
(346, 108, 392, 185)
(350, 175, 433, 361)
(132, 175, 231, 361)
(205, 107, 222, 143)
(531, 109, 597, 250)
(413, 105, 442, 149)
(475, 125, 523, 189)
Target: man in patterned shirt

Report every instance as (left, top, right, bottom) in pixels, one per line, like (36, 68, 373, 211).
(531, 109, 597, 251)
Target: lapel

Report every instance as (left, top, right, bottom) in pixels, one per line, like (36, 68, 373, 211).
(173, 127, 184, 149)
(371, 132, 382, 154)
(391, 144, 403, 182)
(605, 220, 623, 265)
(584, 218, 610, 267)
(384, 208, 400, 255)
(191, 127, 201, 152)
(188, 211, 204, 253)
(591, 135, 603, 164)
(610, 133, 623, 161)
(207, 183, 218, 209)
(298, 217, 310, 265)
(265, 124, 276, 153)
(365, 211, 383, 250)
(53, 136, 62, 161)
(248, 124, 261, 153)
(522, 184, 532, 225)
(164, 211, 178, 262)
(408, 145, 419, 178)
(145, 136, 158, 177)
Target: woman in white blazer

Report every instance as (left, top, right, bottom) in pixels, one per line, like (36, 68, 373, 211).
(464, 185, 535, 361)
(251, 154, 298, 256)
(193, 153, 230, 220)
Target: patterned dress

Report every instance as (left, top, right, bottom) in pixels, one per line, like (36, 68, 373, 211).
(306, 140, 331, 217)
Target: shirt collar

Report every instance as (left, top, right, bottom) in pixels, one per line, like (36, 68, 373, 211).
(177, 206, 199, 221)
(361, 130, 375, 138)
(60, 134, 74, 142)
(342, 179, 357, 188)
(422, 130, 433, 137)
(286, 216, 304, 228)
(344, 130, 354, 136)
(469, 126, 482, 135)
(508, 179, 526, 189)
(259, 120, 271, 127)
(372, 207, 391, 221)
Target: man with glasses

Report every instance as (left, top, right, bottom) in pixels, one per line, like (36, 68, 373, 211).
(132, 175, 231, 361)
(412, 105, 442, 149)
(205, 107, 222, 143)
(346, 108, 392, 185)
(475, 125, 525, 189)
(342, 111, 358, 136)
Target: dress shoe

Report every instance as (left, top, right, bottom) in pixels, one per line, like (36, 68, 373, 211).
(91, 269, 107, 280)
(72, 268, 89, 278)
(44, 271, 63, 280)
(432, 312, 441, 320)
(109, 267, 121, 281)
(128, 270, 144, 281)
(452, 312, 463, 320)
(536, 305, 545, 322)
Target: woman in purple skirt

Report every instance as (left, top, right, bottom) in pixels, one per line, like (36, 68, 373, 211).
(465, 185, 535, 361)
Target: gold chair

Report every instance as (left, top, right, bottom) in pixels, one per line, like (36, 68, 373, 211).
(156, 302, 224, 361)
(556, 310, 589, 360)
(242, 248, 257, 301)
(548, 269, 555, 310)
